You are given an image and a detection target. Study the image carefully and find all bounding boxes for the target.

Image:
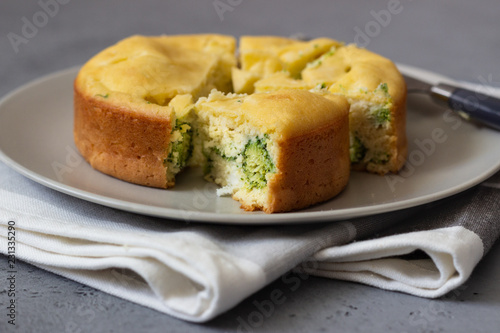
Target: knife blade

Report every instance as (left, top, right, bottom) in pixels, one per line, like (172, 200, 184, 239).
(403, 73, 500, 131)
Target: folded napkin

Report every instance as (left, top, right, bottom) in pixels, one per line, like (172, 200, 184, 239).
(1, 158, 499, 322)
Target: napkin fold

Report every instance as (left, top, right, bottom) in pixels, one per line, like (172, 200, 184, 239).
(1, 159, 499, 322)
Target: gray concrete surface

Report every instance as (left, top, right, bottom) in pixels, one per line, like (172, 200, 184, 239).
(1, 0, 500, 332)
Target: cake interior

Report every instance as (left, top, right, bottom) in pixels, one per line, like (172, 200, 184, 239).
(192, 91, 278, 209)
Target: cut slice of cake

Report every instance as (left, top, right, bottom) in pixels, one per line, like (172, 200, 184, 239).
(74, 34, 236, 188)
(193, 89, 350, 213)
(302, 44, 407, 174)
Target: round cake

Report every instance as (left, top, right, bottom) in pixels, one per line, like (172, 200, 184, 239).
(74, 34, 407, 213)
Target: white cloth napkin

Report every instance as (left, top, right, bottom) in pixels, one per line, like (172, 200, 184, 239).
(306, 226, 483, 298)
(1, 161, 499, 322)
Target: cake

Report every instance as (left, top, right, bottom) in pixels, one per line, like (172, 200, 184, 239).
(235, 36, 407, 174)
(194, 89, 350, 213)
(74, 34, 407, 213)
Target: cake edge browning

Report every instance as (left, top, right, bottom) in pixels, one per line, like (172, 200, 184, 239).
(391, 80, 408, 173)
(239, 107, 350, 214)
(73, 81, 173, 189)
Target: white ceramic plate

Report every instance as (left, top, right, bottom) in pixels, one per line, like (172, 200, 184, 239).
(1, 65, 499, 224)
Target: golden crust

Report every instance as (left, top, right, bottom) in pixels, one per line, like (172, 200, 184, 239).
(389, 80, 408, 173)
(196, 89, 350, 140)
(76, 34, 236, 103)
(74, 83, 172, 188)
(261, 113, 349, 213)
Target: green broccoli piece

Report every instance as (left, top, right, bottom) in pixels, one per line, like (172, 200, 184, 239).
(242, 137, 275, 190)
(317, 82, 327, 89)
(350, 136, 367, 164)
(370, 152, 390, 165)
(372, 106, 391, 124)
(324, 49, 335, 57)
(203, 156, 214, 176)
(306, 58, 323, 69)
(377, 82, 389, 94)
(166, 120, 193, 170)
(211, 147, 237, 161)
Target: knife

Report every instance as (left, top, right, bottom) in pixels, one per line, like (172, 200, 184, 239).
(403, 73, 500, 131)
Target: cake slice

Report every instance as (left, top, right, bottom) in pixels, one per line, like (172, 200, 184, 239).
(193, 89, 350, 213)
(74, 34, 236, 188)
(301, 44, 407, 174)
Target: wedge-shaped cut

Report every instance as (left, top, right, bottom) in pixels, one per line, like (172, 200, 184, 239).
(302, 44, 407, 174)
(233, 36, 341, 93)
(194, 89, 350, 213)
(254, 71, 314, 93)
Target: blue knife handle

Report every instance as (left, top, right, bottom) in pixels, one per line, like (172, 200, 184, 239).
(447, 87, 500, 131)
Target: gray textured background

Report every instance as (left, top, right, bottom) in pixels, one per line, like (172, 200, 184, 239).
(1, 0, 500, 332)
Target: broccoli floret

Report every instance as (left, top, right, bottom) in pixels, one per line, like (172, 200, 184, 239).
(315, 82, 328, 90)
(166, 120, 193, 170)
(370, 152, 390, 165)
(307, 59, 322, 68)
(377, 82, 389, 95)
(211, 147, 237, 161)
(373, 106, 391, 124)
(242, 137, 275, 190)
(324, 49, 335, 57)
(203, 156, 214, 176)
(350, 136, 367, 164)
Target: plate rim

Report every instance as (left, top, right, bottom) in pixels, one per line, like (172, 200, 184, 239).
(0, 64, 499, 224)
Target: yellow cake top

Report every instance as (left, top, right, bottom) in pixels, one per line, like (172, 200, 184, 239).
(239, 36, 341, 78)
(75, 34, 236, 110)
(235, 36, 405, 107)
(195, 89, 349, 140)
(76, 34, 404, 114)
(302, 44, 405, 105)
